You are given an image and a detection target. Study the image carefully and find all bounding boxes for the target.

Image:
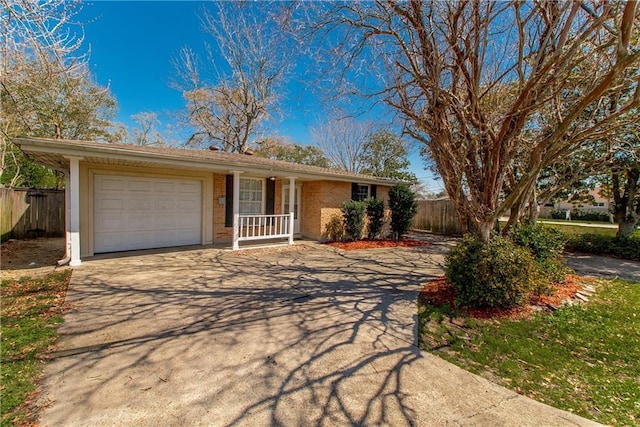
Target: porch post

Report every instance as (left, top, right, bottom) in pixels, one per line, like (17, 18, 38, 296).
(68, 157, 82, 266)
(287, 176, 296, 245)
(232, 171, 242, 250)
(59, 171, 71, 265)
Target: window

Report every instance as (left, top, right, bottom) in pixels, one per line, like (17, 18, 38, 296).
(355, 184, 370, 201)
(594, 202, 605, 207)
(239, 178, 263, 214)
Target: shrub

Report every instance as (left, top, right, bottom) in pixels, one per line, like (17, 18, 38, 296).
(509, 223, 568, 283)
(570, 210, 610, 222)
(445, 236, 538, 308)
(365, 197, 385, 240)
(510, 223, 566, 261)
(566, 233, 640, 261)
(388, 184, 417, 241)
(551, 209, 568, 220)
(341, 200, 366, 241)
(324, 215, 344, 242)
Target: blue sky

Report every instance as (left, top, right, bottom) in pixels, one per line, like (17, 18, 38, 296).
(77, 1, 442, 191)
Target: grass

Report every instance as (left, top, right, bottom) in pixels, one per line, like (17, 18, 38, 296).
(498, 220, 618, 238)
(0, 270, 71, 426)
(537, 218, 612, 225)
(540, 222, 618, 238)
(418, 278, 640, 425)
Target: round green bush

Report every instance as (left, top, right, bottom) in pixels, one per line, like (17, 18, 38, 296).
(509, 223, 566, 262)
(445, 236, 538, 308)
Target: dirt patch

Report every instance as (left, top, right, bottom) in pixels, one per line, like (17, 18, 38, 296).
(1, 238, 66, 280)
(326, 238, 431, 251)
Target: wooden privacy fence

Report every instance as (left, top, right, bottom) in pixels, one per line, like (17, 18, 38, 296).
(1, 188, 65, 242)
(413, 199, 462, 235)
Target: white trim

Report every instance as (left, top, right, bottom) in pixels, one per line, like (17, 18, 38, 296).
(238, 177, 265, 215)
(236, 214, 293, 242)
(282, 183, 302, 234)
(232, 171, 242, 250)
(68, 157, 82, 266)
(288, 177, 296, 245)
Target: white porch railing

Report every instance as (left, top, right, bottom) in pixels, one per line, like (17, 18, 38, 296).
(233, 213, 294, 250)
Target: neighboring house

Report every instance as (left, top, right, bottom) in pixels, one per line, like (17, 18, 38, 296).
(540, 187, 612, 219)
(14, 137, 397, 265)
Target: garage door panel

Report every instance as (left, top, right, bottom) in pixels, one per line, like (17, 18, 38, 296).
(94, 175, 202, 253)
(155, 198, 175, 211)
(128, 214, 153, 230)
(98, 177, 125, 191)
(177, 198, 199, 211)
(155, 181, 177, 193)
(98, 214, 126, 232)
(180, 182, 199, 193)
(129, 180, 152, 192)
(99, 198, 124, 211)
(128, 198, 152, 211)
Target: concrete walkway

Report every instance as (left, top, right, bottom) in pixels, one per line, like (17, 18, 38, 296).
(564, 253, 640, 282)
(37, 240, 600, 426)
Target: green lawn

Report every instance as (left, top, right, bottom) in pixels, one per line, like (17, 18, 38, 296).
(499, 220, 618, 237)
(0, 270, 71, 426)
(419, 278, 640, 426)
(537, 218, 613, 226)
(540, 222, 618, 238)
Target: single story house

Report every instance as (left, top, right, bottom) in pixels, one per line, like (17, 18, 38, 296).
(14, 137, 398, 266)
(539, 187, 612, 220)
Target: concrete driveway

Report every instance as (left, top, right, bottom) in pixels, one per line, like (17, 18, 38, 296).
(38, 239, 599, 426)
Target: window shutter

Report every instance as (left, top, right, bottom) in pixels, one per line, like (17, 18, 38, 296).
(266, 179, 275, 215)
(371, 184, 377, 198)
(225, 174, 233, 227)
(351, 183, 358, 201)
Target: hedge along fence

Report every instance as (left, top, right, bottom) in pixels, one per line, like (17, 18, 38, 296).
(1, 188, 65, 242)
(413, 198, 462, 235)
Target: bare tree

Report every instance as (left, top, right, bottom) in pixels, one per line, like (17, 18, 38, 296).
(1, 0, 116, 186)
(310, 115, 373, 173)
(175, 2, 291, 153)
(131, 112, 165, 147)
(306, 1, 640, 241)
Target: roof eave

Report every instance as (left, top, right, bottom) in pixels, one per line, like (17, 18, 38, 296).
(13, 137, 401, 186)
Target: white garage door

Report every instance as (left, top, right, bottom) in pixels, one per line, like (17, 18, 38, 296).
(94, 175, 202, 253)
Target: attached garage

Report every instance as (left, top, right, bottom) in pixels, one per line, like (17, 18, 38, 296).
(15, 137, 395, 265)
(93, 174, 202, 253)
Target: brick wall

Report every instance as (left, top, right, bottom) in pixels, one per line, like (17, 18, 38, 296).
(213, 173, 231, 242)
(213, 176, 393, 243)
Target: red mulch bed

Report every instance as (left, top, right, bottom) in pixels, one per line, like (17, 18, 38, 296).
(326, 238, 430, 250)
(419, 275, 588, 320)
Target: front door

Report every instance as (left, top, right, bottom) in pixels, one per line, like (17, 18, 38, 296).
(282, 184, 301, 234)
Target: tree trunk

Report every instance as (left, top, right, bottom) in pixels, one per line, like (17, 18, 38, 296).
(476, 220, 494, 243)
(527, 188, 539, 224)
(617, 219, 638, 238)
(611, 167, 639, 238)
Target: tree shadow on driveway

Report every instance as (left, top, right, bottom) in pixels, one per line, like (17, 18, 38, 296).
(37, 242, 595, 426)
